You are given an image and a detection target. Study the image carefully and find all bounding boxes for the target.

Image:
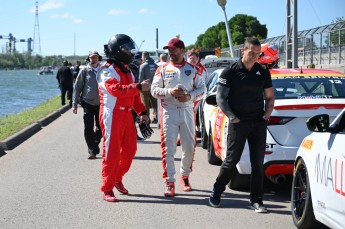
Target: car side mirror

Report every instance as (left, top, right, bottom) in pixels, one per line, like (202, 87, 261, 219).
(306, 114, 330, 132)
(205, 94, 217, 106)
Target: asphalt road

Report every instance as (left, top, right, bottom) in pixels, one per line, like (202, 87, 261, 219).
(0, 109, 296, 229)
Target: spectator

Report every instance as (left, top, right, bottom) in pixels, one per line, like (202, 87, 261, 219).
(156, 53, 168, 66)
(187, 49, 208, 135)
(73, 60, 82, 82)
(72, 51, 102, 159)
(129, 60, 146, 141)
(56, 60, 73, 106)
(139, 51, 158, 124)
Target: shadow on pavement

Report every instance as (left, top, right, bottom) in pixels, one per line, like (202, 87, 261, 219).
(0, 149, 7, 158)
(134, 155, 182, 162)
(115, 184, 291, 216)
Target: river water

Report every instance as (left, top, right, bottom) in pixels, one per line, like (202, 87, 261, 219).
(0, 70, 60, 118)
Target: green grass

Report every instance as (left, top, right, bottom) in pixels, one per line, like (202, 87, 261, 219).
(0, 96, 62, 141)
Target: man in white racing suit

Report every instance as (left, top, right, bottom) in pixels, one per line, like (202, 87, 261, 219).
(151, 38, 206, 197)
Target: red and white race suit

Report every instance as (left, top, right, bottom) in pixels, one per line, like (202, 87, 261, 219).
(194, 62, 208, 110)
(97, 63, 147, 192)
(151, 60, 206, 182)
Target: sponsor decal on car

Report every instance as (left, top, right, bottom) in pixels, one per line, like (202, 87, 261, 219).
(213, 109, 226, 154)
(301, 139, 313, 150)
(315, 153, 345, 197)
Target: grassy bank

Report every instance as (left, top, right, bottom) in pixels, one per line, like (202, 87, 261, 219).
(0, 96, 62, 141)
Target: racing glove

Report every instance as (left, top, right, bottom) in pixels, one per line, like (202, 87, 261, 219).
(139, 121, 154, 139)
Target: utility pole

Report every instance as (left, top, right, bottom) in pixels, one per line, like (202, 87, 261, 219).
(217, 0, 235, 58)
(286, 0, 298, 68)
(156, 28, 159, 50)
(33, 1, 41, 55)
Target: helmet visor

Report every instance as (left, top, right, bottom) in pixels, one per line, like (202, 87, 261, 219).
(120, 41, 138, 55)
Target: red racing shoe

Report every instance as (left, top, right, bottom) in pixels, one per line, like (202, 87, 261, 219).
(103, 190, 118, 202)
(115, 181, 129, 195)
(180, 176, 192, 192)
(164, 182, 175, 197)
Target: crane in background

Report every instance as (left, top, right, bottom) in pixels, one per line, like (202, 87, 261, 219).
(0, 33, 33, 54)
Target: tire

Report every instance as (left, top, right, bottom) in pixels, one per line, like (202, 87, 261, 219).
(291, 158, 326, 229)
(228, 168, 250, 190)
(201, 123, 208, 149)
(207, 127, 222, 165)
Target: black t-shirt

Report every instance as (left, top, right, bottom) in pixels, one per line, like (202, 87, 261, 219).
(217, 60, 272, 120)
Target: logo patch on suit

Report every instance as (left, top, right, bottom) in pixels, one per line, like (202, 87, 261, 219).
(166, 72, 175, 78)
(185, 70, 192, 76)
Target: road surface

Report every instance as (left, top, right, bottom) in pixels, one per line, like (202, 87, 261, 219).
(0, 109, 296, 229)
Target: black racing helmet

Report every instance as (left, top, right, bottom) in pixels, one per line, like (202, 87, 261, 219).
(105, 34, 138, 64)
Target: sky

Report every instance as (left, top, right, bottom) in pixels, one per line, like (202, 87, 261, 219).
(0, 0, 344, 57)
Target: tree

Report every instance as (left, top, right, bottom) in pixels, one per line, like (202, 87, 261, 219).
(193, 14, 267, 49)
(0, 53, 87, 70)
(329, 17, 345, 46)
(229, 14, 267, 45)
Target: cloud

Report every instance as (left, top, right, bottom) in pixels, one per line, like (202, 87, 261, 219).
(50, 13, 84, 24)
(50, 13, 72, 19)
(28, 0, 64, 13)
(138, 8, 148, 14)
(108, 9, 127, 15)
(72, 19, 84, 24)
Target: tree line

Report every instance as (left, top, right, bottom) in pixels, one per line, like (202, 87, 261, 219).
(0, 52, 85, 70)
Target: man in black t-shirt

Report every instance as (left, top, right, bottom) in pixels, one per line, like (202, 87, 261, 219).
(209, 37, 275, 213)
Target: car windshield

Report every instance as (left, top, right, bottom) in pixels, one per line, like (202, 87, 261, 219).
(272, 76, 345, 99)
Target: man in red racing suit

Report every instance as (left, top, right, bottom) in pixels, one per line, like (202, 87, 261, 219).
(97, 34, 151, 202)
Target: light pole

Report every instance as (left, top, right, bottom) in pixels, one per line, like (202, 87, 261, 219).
(138, 40, 145, 52)
(217, 0, 235, 57)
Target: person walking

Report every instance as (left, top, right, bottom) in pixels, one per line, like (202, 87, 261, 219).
(208, 37, 275, 213)
(72, 51, 102, 159)
(151, 38, 206, 197)
(139, 51, 158, 124)
(73, 60, 82, 82)
(56, 60, 73, 106)
(187, 49, 208, 136)
(129, 57, 146, 141)
(156, 53, 168, 66)
(97, 34, 151, 202)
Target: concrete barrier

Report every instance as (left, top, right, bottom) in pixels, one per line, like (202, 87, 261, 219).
(0, 122, 42, 150)
(37, 110, 61, 127)
(0, 105, 71, 151)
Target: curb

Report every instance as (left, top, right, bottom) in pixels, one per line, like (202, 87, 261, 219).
(0, 105, 71, 151)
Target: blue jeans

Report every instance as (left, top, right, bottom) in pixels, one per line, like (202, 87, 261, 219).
(213, 118, 267, 200)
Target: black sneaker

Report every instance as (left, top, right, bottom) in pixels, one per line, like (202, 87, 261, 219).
(137, 135, 145, 141)
(249, 199, 268, 213)
(88, 154, 96, 160)
(209, 190, 221, 208)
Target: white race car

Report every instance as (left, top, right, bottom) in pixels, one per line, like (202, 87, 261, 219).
(291, 108, 345, 229)
(203, 68, 345, 189)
